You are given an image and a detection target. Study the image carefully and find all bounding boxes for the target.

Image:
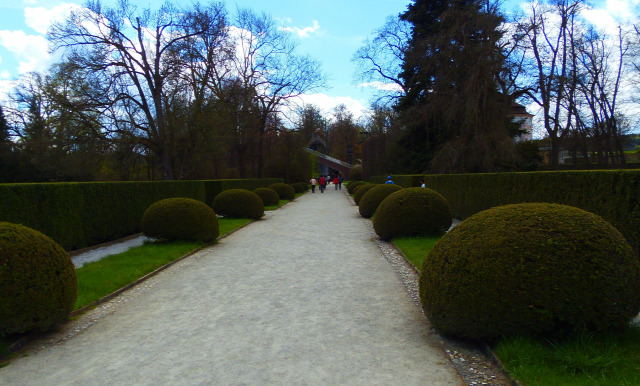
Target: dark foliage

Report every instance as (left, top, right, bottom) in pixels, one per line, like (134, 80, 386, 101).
(420, 203, 640, 340)
(0, 222, 77, 335)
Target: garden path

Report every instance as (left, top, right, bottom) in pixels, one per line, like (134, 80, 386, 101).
(0, 185, 463, 385)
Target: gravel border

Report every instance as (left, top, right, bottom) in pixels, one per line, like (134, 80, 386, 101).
(343, 191, 516, 385)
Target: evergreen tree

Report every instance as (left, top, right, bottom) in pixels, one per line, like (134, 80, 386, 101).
(396, 0, 516, 173)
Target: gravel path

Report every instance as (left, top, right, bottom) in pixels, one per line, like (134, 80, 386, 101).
(1, 186, 467, 385)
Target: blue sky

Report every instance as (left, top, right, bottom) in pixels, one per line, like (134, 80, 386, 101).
(0, 0, 412, 119)
(0, 0, 638, 122)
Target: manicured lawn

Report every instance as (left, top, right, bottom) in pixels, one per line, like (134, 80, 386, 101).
(265, 194, 304, 211)
(494, 329, 640, 385)
(392, 235, 441, 270)
(74, 240, 204, 309)
(392, 233, 640, 386)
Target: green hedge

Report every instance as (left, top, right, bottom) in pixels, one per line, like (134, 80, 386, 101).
(0, 178, 282, 251)
(204, 179, 282, 207)
(410, 171, 640, 256)
(370, 175, 422, 187)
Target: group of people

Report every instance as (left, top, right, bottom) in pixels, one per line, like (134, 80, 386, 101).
(309, 174, 425, 194)
(309, 174, 343, 193)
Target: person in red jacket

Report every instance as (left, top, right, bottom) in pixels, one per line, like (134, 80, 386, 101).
(333, 176, 339, 189)
(318, 175, 326, 193)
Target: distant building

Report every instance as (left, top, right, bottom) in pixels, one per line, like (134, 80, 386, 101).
(510, 102, 534, 142)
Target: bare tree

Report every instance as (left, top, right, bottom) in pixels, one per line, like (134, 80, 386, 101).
(48, 0, 227, 179)
(353, 16, 411, 105)
(573, 27, 630, 165)
(211, 9, 325, 177)
(517, 0, 584, 167)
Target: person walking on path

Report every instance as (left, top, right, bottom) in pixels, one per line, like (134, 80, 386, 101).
(318, 175, 327, 193)
(333, 176, 339, 190)
(310, 177, 317, 193)
(338, 175, 343, 190)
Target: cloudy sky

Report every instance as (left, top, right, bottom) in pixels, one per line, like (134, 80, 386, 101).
(0, 0, 638, 122)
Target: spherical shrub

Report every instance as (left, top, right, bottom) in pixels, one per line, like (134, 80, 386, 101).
(347, 180, 365, 194)
(142, 198, 219, 242)
(373, 188, 452, 240)
(420, 203, 640, 341)
(349, 164, 362, 181)
(268, 183, 295, 200)
(353, 184, 378, 205)
(253, 187, 280, 206)
(358, 184, 403, 218)
(291, 182, 308, 194)
(0, 222, 77, 335)
(213, 189, 264, 220)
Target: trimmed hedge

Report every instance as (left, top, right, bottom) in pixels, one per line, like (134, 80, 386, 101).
(420, 203, 640, 340)
(268, 183, 296, 200)
(253, 187, 280, 206)
(371, 175, 422, 187)
(203, 179, 282, 210)
(373, 187, 452, 240)
(142, 198, 219, 242)
(0, 222, 77, 335)
(0, 178, 282, 251)
(213, 189, 264, 219)
(347, 181, 365, 194)
(419, 171, 640, 256)
(353, 184, 377, 205)
(358, 184, 404, 218)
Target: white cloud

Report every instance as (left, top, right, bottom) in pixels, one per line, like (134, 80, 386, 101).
(294, 93, 368, 120)
(0, 30, 51, 74)
(279, 20, 321, 38)
(358, 81, 403, 93)
(25, 3, 82, 35)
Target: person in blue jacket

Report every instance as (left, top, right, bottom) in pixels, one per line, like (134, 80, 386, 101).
(385, 176, 394, 184)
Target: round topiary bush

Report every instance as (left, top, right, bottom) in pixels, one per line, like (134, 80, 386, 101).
(420, 203, 640, 341)
(213, 189, 264, 220)
(349, 164, 362, 181)
(373, 187, 452, 240)
(291, 182, 308, 194)
(358, 184, 404, 218)
(142, 198, 219, 242)
(347, 180, 365, 194)
(353, 184, 378, 205)
(268, 183, 295, 200)
(0, 222, 77, 335)
(253, 187, 280, 206)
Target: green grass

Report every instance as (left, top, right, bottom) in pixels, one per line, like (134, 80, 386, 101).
(392, 235, 441, 271)
(265, 194, 305, 211)
(74, 240, 204, 309)
(494, 328, 640, 385)
(74, 217, 251, 310)
(219, 218, 252, 235)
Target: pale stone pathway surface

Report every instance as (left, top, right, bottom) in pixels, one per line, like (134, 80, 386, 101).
(0, 186, 463, 385)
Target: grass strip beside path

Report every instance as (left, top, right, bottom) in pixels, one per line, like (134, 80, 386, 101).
(74, 217, 252, 310)
(392, 235, 440, 271)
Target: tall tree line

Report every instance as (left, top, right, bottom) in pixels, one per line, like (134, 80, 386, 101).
(354, 0, 640, 174)
(1, 0, 324, 182)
